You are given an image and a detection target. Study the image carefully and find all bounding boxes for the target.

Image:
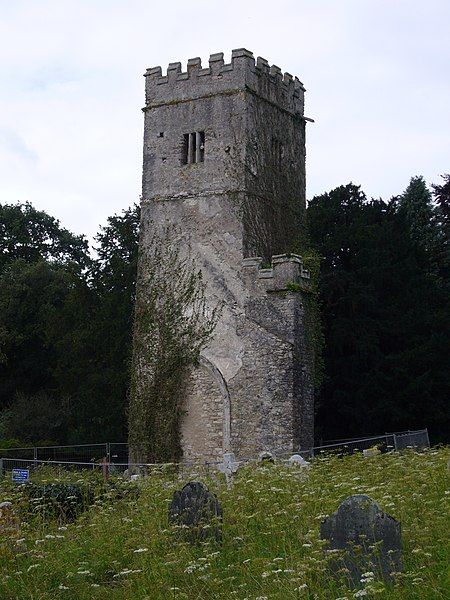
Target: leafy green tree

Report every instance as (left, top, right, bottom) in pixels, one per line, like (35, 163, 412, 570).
(0, 202, 90, 272)
(0, 202, 139, 444)
(309, 181, 449, 443)
(0, 391, 72, 444)
(49, 205, 141, 443)
(0, 259, 87, 418)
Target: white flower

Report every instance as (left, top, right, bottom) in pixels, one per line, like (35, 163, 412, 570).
(59, 585, 69, 590)
(354, 590, 368, 598)
(133, 548, 149, 553)
(27, 564, 40, 572)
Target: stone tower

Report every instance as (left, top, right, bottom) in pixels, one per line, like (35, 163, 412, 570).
(138, 48, 314, 462)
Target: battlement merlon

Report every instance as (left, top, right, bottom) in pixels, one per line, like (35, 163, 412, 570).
(144, 49, 313, 119)
(243, 254, 311, 292)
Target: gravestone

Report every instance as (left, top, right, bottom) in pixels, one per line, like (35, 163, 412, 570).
(320, 495, 402, 586)
(168, 481, 222, 543)
(288, 454, 310, 467)
(218, 452, 239, 476)
(258, 451, 275, 464)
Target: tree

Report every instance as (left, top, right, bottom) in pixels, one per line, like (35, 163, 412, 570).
(308, 181, 449, 443)
(0, 202, 90, 272)
(49, 205, 141, 443)
(0, 259, 88, 420)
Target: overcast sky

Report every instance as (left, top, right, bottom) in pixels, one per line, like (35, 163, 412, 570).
(0, 0, 449, 242)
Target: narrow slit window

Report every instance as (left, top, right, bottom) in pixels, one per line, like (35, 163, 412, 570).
(182, 131, 205, 164)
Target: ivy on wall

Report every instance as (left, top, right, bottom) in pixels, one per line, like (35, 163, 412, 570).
(128, 228, 220, 463)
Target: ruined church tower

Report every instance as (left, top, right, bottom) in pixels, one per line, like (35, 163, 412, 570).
(137, 48, 314, 462)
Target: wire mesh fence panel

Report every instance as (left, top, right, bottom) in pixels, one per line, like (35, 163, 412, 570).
(36, 444, 109, 463)
(0, 430, 430, 475)
(0, 457, 106, 477)
(109, 443, 129, 464)
(311, 434, 397, 458)
(0, 447, 35, 460)
(394, 430, 430, 450)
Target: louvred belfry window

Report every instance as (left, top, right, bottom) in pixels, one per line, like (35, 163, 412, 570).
(182, 131, 205, 164)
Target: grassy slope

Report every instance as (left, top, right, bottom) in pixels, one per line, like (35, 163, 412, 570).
(0, 448, 448, 600)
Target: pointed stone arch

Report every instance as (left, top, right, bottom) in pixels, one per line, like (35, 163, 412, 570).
(180, 356, 231, 461)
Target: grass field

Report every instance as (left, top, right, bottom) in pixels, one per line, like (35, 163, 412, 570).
(0, 447, 448, 599)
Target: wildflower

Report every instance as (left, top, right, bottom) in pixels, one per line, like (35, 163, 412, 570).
(59, 584, 69, 590)
(27, 564, 40, 572)
(354, 590, 368, 598)
(261, 572, 269, 578)
(133, 548, 149, 553)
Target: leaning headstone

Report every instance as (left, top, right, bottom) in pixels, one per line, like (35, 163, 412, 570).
(363, 448, 381, 458)
(258, 451, 275, 464)
(288, 454, 311, 467)
(320, 495, 402, 586)
(168, 482, 222, 543)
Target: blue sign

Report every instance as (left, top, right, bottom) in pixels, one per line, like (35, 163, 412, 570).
(12, 468, 29, 483)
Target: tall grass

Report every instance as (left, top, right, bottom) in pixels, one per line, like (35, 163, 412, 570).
(0, 447, 448, 599)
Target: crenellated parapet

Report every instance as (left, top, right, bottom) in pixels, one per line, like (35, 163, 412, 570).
(243, 254, 311, 292)
(144, 49, 307, 117)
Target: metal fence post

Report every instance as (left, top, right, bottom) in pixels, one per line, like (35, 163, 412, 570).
(106, 443, 111, 462)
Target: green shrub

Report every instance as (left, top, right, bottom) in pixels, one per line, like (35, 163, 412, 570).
(25, 482, 93, 522)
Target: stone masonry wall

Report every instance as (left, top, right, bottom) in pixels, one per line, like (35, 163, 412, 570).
(137, 49, 314, 462)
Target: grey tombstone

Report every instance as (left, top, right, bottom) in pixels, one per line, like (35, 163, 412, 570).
(168, 481, 222, 543)
(288, 454, 311, 468)
(320, 495, 402, 586)
(258, 451, 275, 464)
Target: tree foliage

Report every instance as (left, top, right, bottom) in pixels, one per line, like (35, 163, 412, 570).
(0, 202, 140, 444)
(309, 179, 449, 443)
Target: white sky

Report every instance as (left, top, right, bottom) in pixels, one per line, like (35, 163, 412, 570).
(0, 0, 449, 241)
